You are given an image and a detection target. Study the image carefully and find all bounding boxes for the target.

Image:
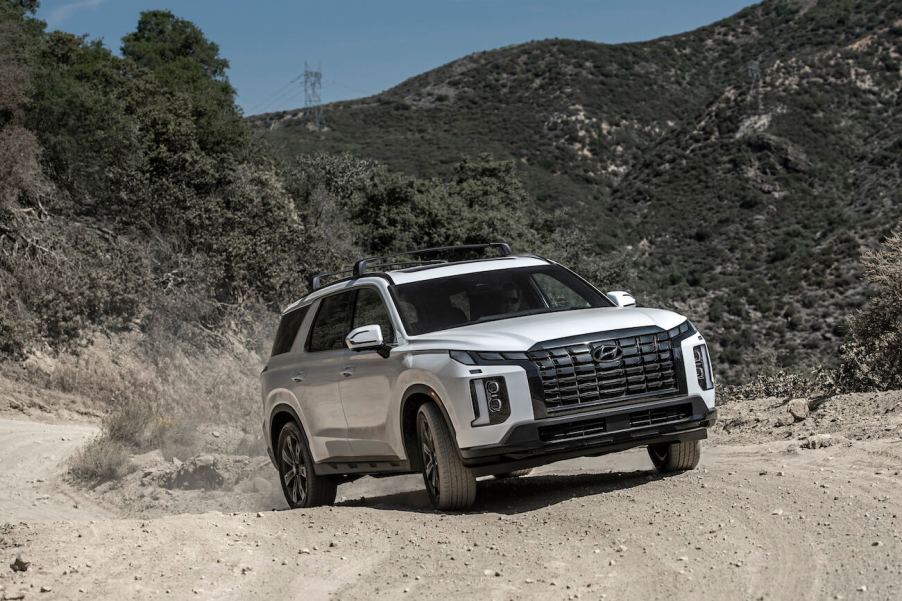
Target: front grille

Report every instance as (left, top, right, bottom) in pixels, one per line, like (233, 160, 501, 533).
(538, 417, 607, 442)
(529, 329, 683, 413)
(628, 403, 692, 428)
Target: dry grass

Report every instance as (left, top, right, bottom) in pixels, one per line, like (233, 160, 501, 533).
(17, 327, 272, 483)
(21, 330, 265, 427)
(68, 437, 131, 484)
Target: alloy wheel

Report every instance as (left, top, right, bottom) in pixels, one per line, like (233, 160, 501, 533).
(281, 433, 307, 506)
(420, 419, 439, 500)
(650, 445, 668, 462)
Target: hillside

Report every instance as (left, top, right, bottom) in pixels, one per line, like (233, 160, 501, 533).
(252, 0, 902, 377)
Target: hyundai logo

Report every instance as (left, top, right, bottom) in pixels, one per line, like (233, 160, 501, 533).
(592, 343, 622, 362)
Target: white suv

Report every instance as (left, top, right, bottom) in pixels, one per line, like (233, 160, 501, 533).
(261, 243, 716, 510)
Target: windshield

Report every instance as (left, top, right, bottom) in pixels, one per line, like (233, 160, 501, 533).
(393, 265, 614, 335)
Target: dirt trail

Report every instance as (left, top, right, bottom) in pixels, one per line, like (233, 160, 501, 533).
(1, 418, 900, 601)
(0, 418, 109, 523)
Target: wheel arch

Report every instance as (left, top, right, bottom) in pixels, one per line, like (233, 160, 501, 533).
(399, 384, 459, 471)
(269, 403, 305, 453)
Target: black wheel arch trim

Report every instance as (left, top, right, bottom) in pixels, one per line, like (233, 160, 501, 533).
(269, 403, 307, 452)
(400, 384, 460, 462)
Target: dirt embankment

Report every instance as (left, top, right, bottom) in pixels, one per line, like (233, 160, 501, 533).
(1, 391, 901, 601)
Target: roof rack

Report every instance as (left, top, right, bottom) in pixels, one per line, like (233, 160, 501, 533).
(307, 268, 354, 292)
(308, 242, 513, 291)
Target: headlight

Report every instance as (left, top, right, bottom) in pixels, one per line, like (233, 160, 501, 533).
(449, 350, 477, 365)
(693, 344, 714, 390)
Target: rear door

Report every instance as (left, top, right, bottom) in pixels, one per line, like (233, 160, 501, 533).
(338, 286, 406, 458)
(291, 291, 356, 460)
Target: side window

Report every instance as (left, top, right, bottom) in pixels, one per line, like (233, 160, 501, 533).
(532, 273, 591, 309)
(352, 288, 395, 343)
(271, 306, 309, 356)
(307, 291, 355, 352)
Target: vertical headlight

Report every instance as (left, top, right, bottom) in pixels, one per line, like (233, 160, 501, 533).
(693, 344, 714, 390)
(470, 376, 510, 426)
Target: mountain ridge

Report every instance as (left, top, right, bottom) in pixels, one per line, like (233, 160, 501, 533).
(252, 0, 902, 376)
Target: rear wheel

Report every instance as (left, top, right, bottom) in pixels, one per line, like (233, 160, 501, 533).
(647, 440, 702, 473)
(417, 403, 476, 511)
(494, 468, 532, 479)
(277, 421, 337, 508)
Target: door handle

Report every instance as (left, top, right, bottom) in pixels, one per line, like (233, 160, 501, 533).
(340, 367, 354, 378)
(291, 371, 305, 382)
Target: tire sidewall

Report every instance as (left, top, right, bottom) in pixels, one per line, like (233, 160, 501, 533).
(416, 409, 440, 506)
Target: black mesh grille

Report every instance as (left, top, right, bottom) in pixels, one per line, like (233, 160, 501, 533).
(529, 328, 685, 413)
(628, 404, 692, 428)
(538, 417, 607, 442)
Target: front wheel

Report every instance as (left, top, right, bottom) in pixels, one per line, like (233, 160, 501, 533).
(277, 421, 337, 508)
(417, 403, 476, 511)
(647, 440, 702, 473)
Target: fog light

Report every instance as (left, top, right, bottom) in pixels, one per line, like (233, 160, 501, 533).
(470, 376, 510, 426)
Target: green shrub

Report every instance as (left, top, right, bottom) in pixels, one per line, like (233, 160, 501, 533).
(841, 226, 902, 390)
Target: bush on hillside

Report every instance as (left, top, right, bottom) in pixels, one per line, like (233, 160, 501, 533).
(68, 437, 131, 484)
(841, 226, 902, 390)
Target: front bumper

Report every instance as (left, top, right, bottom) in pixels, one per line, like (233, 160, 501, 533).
(459, 394, 716, 477)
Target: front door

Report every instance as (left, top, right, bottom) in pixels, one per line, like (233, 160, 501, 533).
(339, 287, 405, 458)
(296, 290, 356, 460)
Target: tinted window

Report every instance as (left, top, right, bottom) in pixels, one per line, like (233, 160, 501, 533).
(307, 292, 355, 352)
(395, 265, 612, 335)
(532, 273, 591, 309)
(271, 306, 309, 356)
(353, 288, 395, 343)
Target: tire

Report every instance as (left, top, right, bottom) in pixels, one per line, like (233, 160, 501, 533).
(416, 403, 476, 511)
(276, 421, 337, 508)
(494, 468, 532, 479)
(647, 440, 702, 473)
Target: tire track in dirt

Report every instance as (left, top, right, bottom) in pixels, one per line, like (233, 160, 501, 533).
(1, 426, 900, 600)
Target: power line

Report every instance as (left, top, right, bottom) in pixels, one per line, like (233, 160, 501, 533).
(247, 73, 303, 115)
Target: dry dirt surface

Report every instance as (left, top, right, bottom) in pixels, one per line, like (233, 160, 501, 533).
(1, 392, 901, 601)
(0, 418, 108, 524)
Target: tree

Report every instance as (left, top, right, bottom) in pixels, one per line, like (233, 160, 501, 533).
(449, 155, 539, 249)
(121, 10, 228, 79)
(841, 226, 902, 390)
(122, 10, 245, 153)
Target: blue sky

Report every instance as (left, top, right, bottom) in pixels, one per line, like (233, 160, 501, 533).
(37, 0, 757, 115)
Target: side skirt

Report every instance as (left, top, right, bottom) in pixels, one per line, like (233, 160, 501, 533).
(312, 456, 413, 477)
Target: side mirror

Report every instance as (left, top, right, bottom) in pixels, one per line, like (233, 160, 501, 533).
(607, 290, 636, 308)
(345, 324, 389, 357)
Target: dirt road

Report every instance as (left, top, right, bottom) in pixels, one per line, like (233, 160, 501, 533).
(1, 414, 900, 601)
(0, 418, 108, 523)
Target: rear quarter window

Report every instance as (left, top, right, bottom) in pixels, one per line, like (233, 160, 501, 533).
(270, 306, 309, 356)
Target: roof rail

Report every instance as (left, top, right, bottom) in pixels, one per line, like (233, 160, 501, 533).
(307, 268, 354, 292)
(308, 241, 513, 291)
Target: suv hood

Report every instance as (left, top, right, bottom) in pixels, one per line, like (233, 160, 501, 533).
(403, 307, 688, 352)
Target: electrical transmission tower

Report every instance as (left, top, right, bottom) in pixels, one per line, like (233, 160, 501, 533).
(746, 56, 764, 114)
(304, 62, 324, 129)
